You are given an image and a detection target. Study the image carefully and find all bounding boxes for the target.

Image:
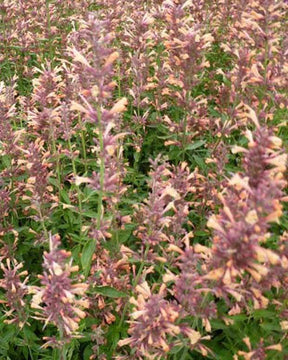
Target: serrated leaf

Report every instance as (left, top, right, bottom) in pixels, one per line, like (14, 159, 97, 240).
(118, 229, 132, 243)
(253, 309, 276, 319)
(260, 322, 280, 331)
(195, 230, 209, 237)
(93, 286, 127, 298)
(82, 239, 96, 277)
(48, 177, 58, 187)
(185, 140, 206, 151)
(23, 326, 39, 342)
(82, 210, 99, 219)
(60, 189, 71, 204)
(83, 345, 93, 360)
(193, 154, 207, 170)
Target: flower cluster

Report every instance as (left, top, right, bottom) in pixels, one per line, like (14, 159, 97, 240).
(0, 259, 28, 328)
(173, 246, 216, 328)
(206, 109, 287, 309)
(134, 157, 198, 252)
(30, 234, 89, 346)
(118, 282, 181, 359)
(89, 247, 131, 325)
(0, 0, 287, 358)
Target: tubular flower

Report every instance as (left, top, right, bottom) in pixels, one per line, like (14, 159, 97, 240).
(174, 247, 216, 324)
(0, 258, 29, 328)
(29, 234, 89, 345)
(118, 282, 181, 360)
(206, 113, 287, 307)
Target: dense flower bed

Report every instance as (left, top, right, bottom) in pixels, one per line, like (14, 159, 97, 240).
(0, 1, 287, 359)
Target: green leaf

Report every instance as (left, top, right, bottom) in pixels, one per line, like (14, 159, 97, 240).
(253, 309, 276, 319)
(192, 154, 207, 170)
(22, 347, 29, 360)
(260, 322, 280, 331)
(169, 345, 184, 354)
(48, 177, 58, 187)
(106, 320, 123, 354)
(184, 140, 206, 151)
(195, 230, 209, 237)
(23, 325, 39, 342)
(92, 286, 127, 298)
(81, 210, 99, 219)
(118, 228, 132, 243)
(83, 345, 93, 360)
(60, 188, 71, 204)
(81, 239, 96, 278)
(1, 154, 11, 168)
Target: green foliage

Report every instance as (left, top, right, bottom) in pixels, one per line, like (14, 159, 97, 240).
(0, 0, 287, 359)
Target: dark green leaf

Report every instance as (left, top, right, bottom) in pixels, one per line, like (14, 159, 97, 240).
(81, 239, 96, 277)
(92, 286, 127, 298)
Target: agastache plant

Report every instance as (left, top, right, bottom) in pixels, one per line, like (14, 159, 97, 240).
(0, 0, 287, 358)
(70, 13, 128, 255)
(88, 247, 131, 325)
(205, 107, 287, 309)
(29, 234, 89, 349)
(118, 280, 210, 359)
(118, 281, 181, 360)
(28, 62, 64, 143)
(173, 246, 217, 331)
(21, 139, 58, 242)
(0, 258, 29, 329)
(133, 156, 202, 269)
(0, 0, 92, 82)
(0, 80, 23, 180)
(235, 337, 282, 360)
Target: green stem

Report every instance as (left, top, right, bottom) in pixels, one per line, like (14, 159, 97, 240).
(82, 107, 104, 279)
(45, 0, 52, 59)
(97, 107, 105, 229)
(133, 244, 150, 287)
(180, 347, 188, 360)
(118, 244, 150, 329)
(81, 130, 88, 173)
(111, 137, 124, 250)
(38, 205, 49, 240)
(59, 329, 67, 360)
(23, 331, 35, 360)
(50, 123, 61, 189)
(78, 113, 88, 173)
(117, 60, 122, 98)
(182, 114, 188, 162)
(68, 137, 83, 236)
